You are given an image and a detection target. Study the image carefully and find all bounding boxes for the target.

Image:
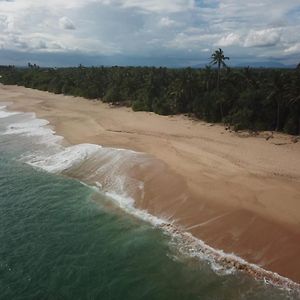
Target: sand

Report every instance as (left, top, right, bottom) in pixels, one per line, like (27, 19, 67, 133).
(1, 84, 300, 283)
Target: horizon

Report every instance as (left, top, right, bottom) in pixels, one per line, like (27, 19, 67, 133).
(1, 59, 298, 69)
(0, 1, 299, 67)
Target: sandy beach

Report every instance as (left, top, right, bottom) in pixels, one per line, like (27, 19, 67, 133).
(1, 84, 300, 284)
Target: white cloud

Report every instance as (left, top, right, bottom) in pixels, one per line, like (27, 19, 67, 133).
(217, 33, 241, 47)
(159, 17, 176, 27)
(244, 28, 281, 47)
(59, 17, 76, 30)
(0, 15, 14, 31)
(119, 0, 193, 13)
(284, 43, 300, 54)
(167, 31, 219, 50)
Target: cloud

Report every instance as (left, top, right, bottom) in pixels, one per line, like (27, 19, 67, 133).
(0, 0, 299, 66)
(284, 43, 300, 54)
(159, 17, 176, 27)
(119, 0, 193, 13)
(244, 28, 281, 47)
(217, 33, 241, 47)
(59, 17, 76, 30)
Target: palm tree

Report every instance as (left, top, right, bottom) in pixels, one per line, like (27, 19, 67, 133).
(286, 70, 300, 134)
(267, 72, 287, 131)
(210, 48, 230, 91)
(203, 65, 213, 92)
(210, 48, 229, 120)
(288, 96, 300, 135)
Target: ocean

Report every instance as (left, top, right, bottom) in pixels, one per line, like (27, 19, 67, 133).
(0, 104, 298, 299)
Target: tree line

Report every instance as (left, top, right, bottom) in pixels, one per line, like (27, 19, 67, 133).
(0, 55, 299, 135)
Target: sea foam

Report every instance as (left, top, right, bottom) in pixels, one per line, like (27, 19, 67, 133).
(27, 144, 102, 173)
(105, 191, 166, 227)
(0, 105, 20, 118)
(2, 112, 63, 144)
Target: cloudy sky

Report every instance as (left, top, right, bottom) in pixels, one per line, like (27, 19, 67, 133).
(0, 0, 300, 67)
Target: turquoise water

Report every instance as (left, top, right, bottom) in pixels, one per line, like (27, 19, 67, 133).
(0, 113, 298, 299)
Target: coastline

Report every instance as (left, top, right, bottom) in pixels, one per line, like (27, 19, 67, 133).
(1, 84, 300, 287)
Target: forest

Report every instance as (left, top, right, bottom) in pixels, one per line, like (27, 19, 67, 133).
(0, 54, 300, 135)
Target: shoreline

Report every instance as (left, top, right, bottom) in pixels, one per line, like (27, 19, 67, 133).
(85, 181, 300, 292)
(1, 84, 300, 286)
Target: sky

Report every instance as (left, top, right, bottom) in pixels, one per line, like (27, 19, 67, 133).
(0, 0, 300, 67)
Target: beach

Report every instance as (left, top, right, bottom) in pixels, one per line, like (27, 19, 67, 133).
(1, 84, 300, 284)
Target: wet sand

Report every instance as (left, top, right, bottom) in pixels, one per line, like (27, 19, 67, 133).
(1, 84, 300, 283)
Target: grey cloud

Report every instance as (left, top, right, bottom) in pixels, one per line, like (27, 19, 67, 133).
(37, 40, 47, 49)
(59, 17, 76, 30)
(284, 43, 300, 54)
(217, 33, 241, 47)
(244, 28, 281, 47)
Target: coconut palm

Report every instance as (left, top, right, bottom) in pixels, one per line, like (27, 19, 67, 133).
(267, 72, 287, 131)
(286, 70, 300, 134)
(203, 65, 213, 92)
(210, 48, 229, 120)
(210, 48, 230, 91)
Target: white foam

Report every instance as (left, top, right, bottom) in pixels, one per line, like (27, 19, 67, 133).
(6, 118, 49, 133)
(0, 110, 20, 118)
(95, 181, 103, 189)
(3, 114, 63, 144)
(26, 144, 102, 173)
(105, 192, 166, 226)
(0, 105, 20, 118)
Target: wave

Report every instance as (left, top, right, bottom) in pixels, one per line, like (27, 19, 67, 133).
(0, 105, 20, 118)
(1, 105, 299, 293)
(5, 117, 63, 145)
(27, 144, 102, 173)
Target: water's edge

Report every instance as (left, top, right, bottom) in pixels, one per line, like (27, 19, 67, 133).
(1, 102, 299, 295)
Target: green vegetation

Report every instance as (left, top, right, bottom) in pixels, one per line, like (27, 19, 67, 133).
(209, 48, 230, 120)
(1, 52, 300, 135)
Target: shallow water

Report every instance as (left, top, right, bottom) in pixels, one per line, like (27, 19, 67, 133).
(0, 106, 298, 299)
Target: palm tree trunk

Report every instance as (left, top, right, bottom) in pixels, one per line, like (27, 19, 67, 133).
(276, 100, 280, 131)
(217, 62, 220, 92)
(220, 101, 224, 121)
(217, 62, 223, 120)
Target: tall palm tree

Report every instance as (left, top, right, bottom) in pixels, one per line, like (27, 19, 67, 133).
(267, 72, 287, 131)
(210, 48, 230, 91)
(286, 70, 300, 134)
(210, 48, 229, 120)
(203, 65, 213, 92)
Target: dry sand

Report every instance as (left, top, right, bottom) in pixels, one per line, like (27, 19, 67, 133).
(1, 84, 300, 283)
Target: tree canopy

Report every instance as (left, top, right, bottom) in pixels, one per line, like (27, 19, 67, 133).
(0, 59, 299, 135)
